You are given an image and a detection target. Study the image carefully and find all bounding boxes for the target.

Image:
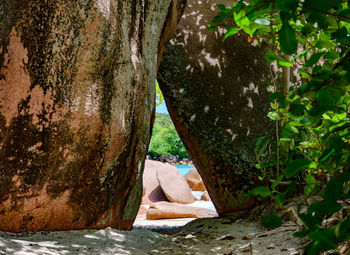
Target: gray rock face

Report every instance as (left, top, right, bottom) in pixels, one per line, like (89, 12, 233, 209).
(0, 0, 185, 232)
(158, 0, 274, 214)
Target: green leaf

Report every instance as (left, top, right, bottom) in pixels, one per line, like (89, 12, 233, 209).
(305, 175, 317, 196)
(275, 0, 298, 12)
(276, 55, 293, 67)
(271, 175, 284, 190)
(290, 104, 305, 116)
(304, 0, 339, 12)
(217, 4, 228, 11)
(267, 91, 286, 107)
(231, 1, 245, 12)
(308, 106, 335, 118)
(308, 200, 342, 216)
(331, 27, 348, 41)
(279, 23, 298, 55)
(263, 214, 283, 229)
(286, 179, 297, 197)
(308, 229, 339, 251)
(254, 18, 270, 26)
(324, 177, 343, 201)
(304, 53, 324, 67)
(280, 138, 292, 142)
(299, 213, 322, 227)
(265, 52, 276, 63)
(320, 148, 335, 162)
(337, 218, 350, 239)
(267, 112, 280, 120)
(250, 186, 271, 198)
(275, 192, 287, 206)
(328, 136, 345, 153)
(285, 158, 315, 178)
(223, 27, 240, 41)
(294, 229, 313, 238)
(315, 89, 336, 106)
(268, 92, 284, 102)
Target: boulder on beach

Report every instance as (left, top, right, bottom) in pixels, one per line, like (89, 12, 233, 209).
(146, 202, 217, 220)
(159, 155, 178, 163)
(142, 160, 169, 204)
(157, 164, 195, 204)
(137, 205, 148, 216)
(184, 168, 206, 192)
(201, 191, 211, 201)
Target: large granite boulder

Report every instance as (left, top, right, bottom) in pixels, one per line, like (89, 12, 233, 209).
(158, 0, 274, 214)
(157, 163, 195, 204)
(142, 160, 169, 205)
(0, 0, 185, 232)
(184, 168, 206, 192)
(146, 202, 217, 220)
(201, 191, 210, 201)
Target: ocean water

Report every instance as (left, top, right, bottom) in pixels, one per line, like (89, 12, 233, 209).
(173, 164, 195, 176)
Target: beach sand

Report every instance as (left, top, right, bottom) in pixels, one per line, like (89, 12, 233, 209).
(0, 215, 306, 255)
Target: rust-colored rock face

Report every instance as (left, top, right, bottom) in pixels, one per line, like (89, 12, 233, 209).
(158, 0, 274, 214)
(0, 0, 185, 232)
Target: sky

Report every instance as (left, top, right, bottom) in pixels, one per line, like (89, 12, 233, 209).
(156, 101, 169, 114)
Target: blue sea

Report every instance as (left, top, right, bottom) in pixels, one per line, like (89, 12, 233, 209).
(173, 164, 194, 176)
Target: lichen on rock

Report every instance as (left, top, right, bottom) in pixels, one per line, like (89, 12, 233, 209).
(0, 0, 185, 232)
(158, 0, 275, 215)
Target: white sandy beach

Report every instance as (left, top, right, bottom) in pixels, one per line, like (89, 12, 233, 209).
(0, 216, 306, 255)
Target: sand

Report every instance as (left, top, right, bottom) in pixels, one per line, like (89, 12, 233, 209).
(0, 195, 309, 254)
(0, 215, 307, 255)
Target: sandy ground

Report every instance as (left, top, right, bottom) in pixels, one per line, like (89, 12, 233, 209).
(0, 194, 309, 254)
(0, 215, 307, 255)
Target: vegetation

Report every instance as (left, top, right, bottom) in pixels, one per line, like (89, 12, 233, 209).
(149, 112, 190, 159)
(210, 0, 350, 254)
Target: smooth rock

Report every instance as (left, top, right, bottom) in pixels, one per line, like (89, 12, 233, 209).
(201, 191, 211, 201)
(142, 160, 169, 204)
(146, 202, 217, 220)
(137, 205, 148, 216)
(184, 168, 206, 191)
(0, 0, 186, 232)
(157, 164, 195, 204)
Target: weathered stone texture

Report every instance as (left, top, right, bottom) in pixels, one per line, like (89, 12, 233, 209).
(158, 0, 274, 214)
(0, 0, 184, 232)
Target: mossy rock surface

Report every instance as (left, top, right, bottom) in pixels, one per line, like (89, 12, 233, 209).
(158, 0, 275, 214)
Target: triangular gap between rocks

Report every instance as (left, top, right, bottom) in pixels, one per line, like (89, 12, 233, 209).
(133, 90, 217, 229)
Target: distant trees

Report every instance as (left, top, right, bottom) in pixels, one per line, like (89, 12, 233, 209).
(149, 113, 190, 159)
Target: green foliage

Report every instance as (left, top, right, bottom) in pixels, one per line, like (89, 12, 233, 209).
(149, 113, 189, 159)
(264, 214, 283, 229)
(156, 80, 164, 106)
(210, 0, 350, 253)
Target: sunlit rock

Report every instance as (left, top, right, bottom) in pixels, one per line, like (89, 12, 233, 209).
(0, 0, 185, 232)
(146, 201, 217, 220)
